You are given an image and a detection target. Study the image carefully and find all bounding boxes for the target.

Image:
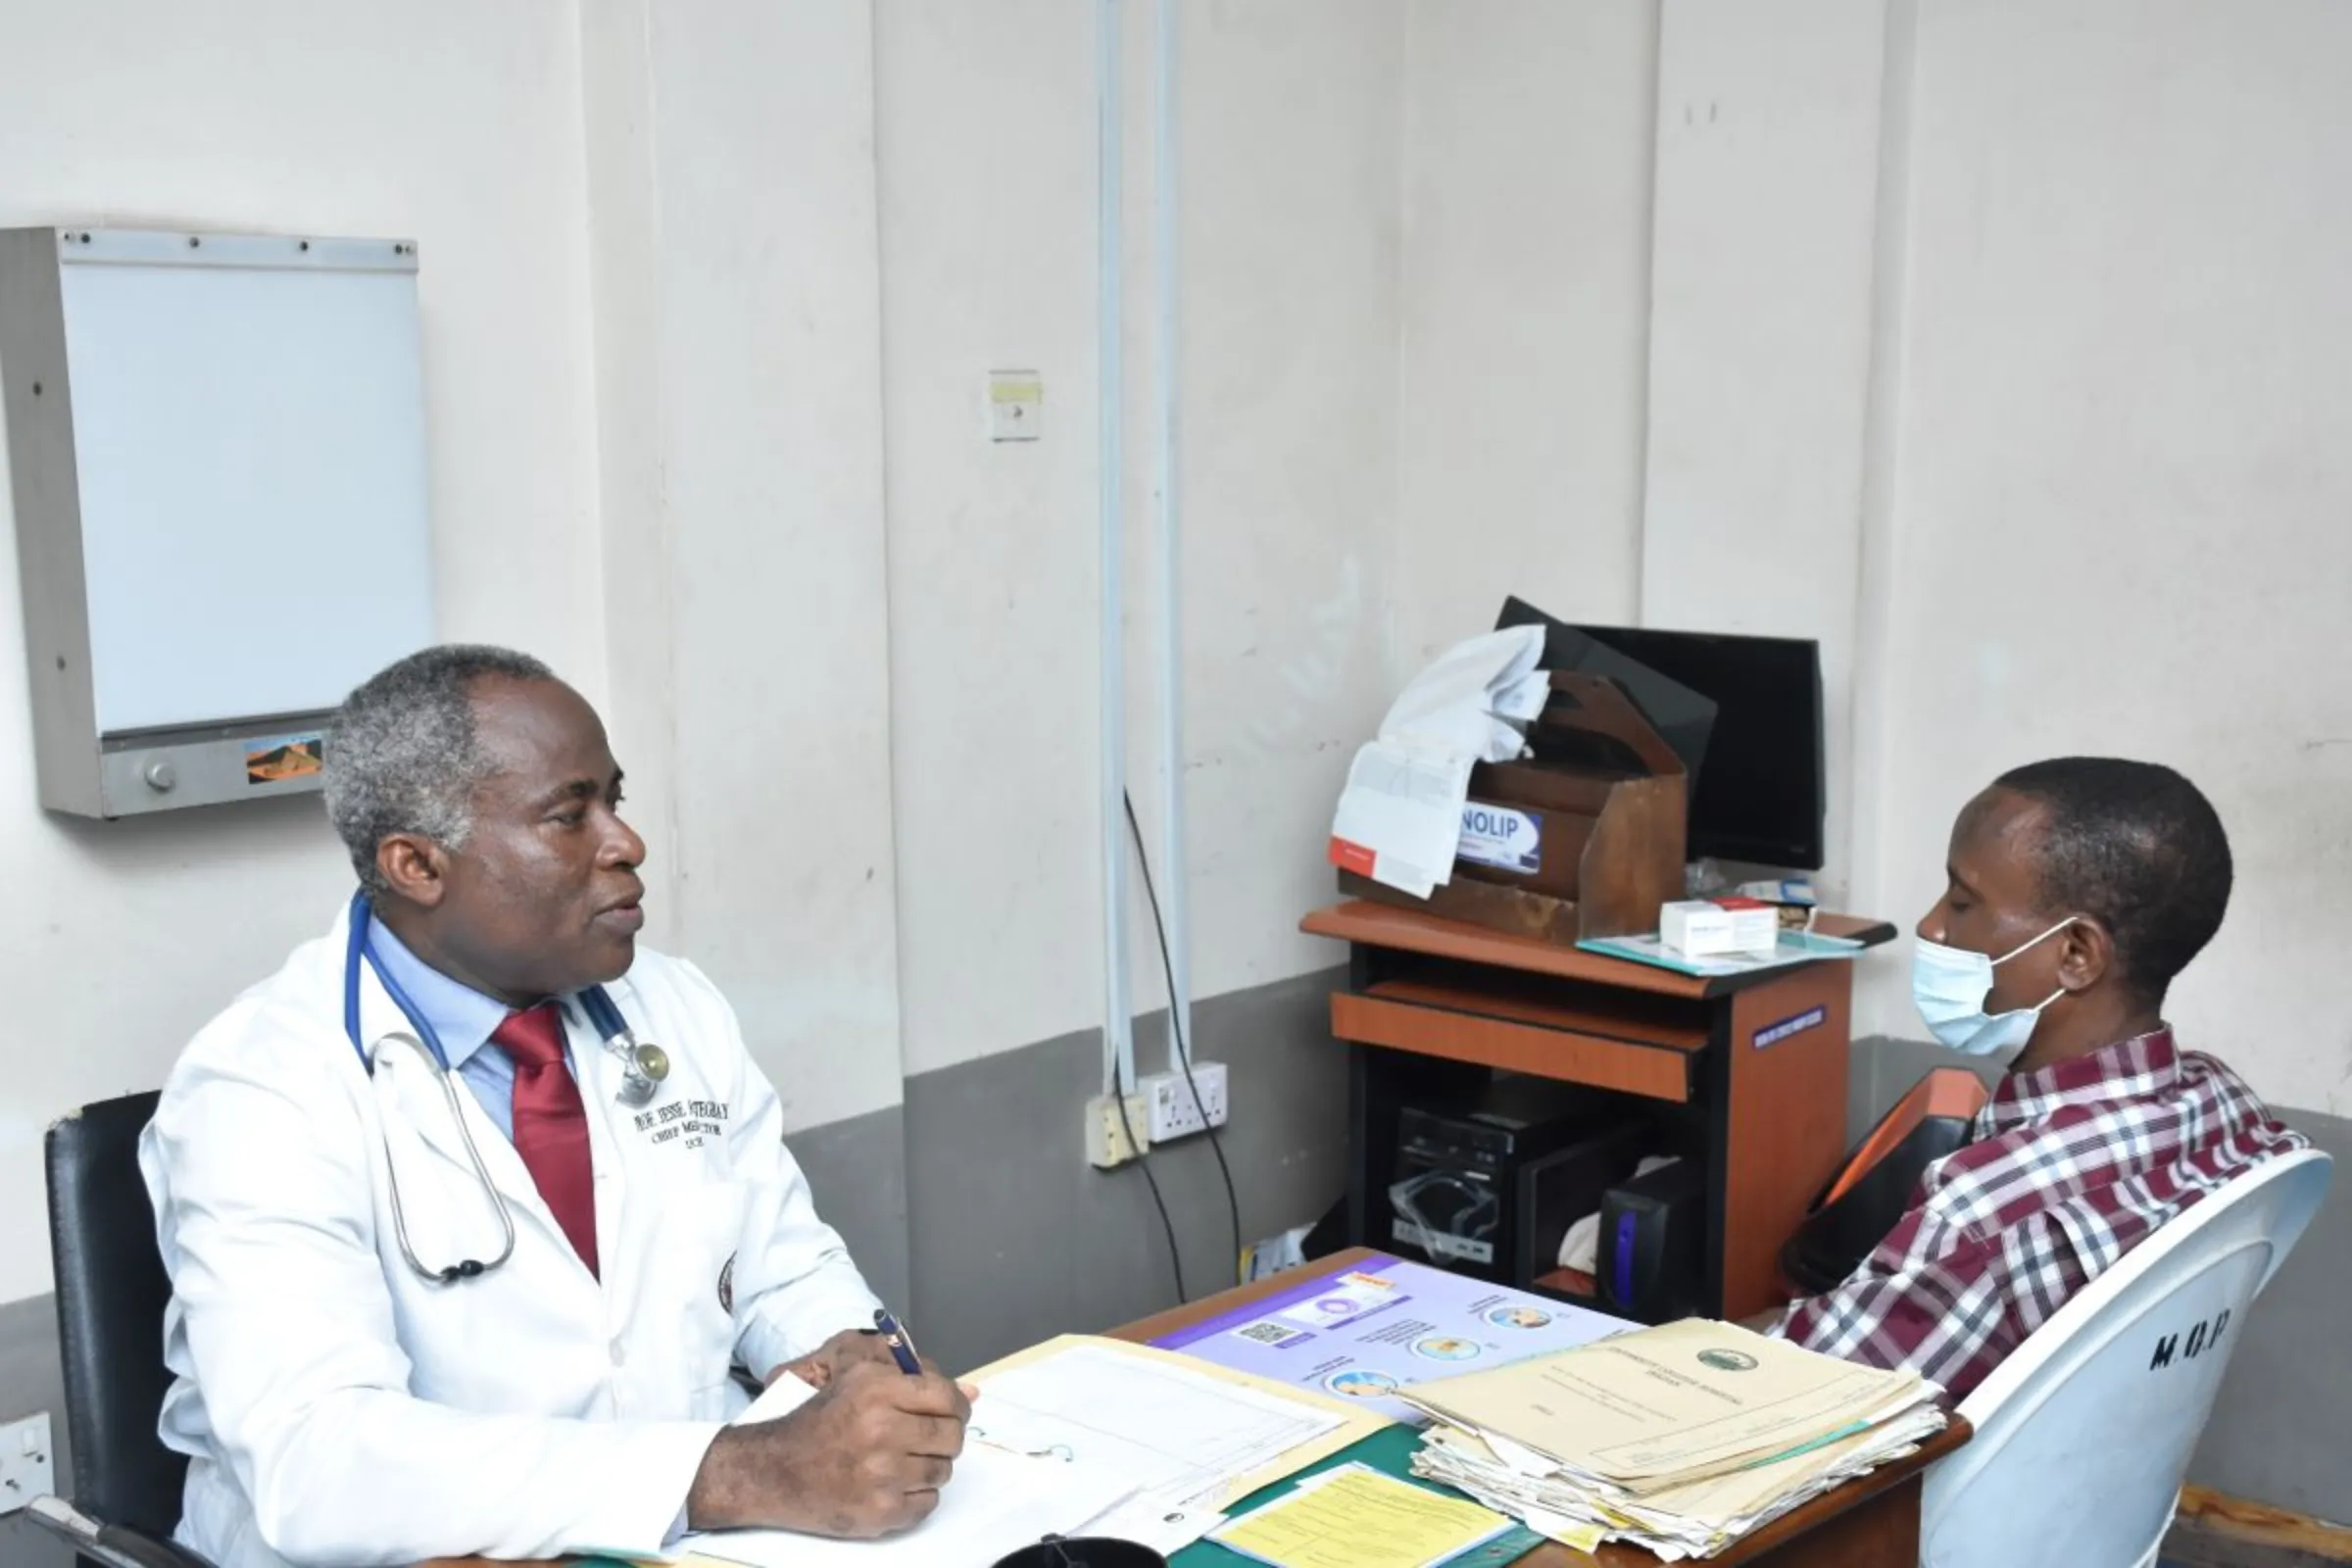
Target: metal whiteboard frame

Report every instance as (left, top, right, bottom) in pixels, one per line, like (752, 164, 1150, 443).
(0, 225, 430, 817)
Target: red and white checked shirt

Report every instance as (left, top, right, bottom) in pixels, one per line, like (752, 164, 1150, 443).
(1770, 1028, 2304, 1402)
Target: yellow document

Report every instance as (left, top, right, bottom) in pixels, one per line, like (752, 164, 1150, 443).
(1211, 1464, 1511, 1568)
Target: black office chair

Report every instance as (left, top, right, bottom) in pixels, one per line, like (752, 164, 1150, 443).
(30, 1092, 214, 1568)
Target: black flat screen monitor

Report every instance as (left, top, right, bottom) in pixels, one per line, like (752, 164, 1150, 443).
(1578, 624, 1825, 871)
(1495, 601, 1827, 871)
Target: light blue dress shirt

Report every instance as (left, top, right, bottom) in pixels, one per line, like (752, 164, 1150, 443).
(364, 918, 557, 1142)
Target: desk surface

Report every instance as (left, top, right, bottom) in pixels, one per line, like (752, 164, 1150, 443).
(1112, 1249, 1968, 1568)
(1301, 901, 1899, 1002)
(424, 1246, 1965, 1568)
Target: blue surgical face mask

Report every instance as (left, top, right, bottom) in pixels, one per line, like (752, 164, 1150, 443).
(1911, 917, 2078, 1059)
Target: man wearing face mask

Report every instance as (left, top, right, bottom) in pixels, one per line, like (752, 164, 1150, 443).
(1769, 757, 2303, 1401)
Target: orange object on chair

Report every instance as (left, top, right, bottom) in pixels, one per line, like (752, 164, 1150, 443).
(1780, 1066, 1991, 1298)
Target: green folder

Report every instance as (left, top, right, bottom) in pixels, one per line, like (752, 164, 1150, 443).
(1174, 1424, 1542, 1568)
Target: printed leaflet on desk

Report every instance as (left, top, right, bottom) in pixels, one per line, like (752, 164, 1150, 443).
(1151, 1253, 1625, 1426)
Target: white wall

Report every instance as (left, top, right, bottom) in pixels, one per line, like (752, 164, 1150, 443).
(0, 0, 1420, 1319)
(0, 0, 1426, 1313)
(1642, 0, 1891, 914)
(607, 0, 908, 1132)
(14, 0, 2342, 1311)
(871, 0, 1105, 1077)
(0, 0, 604, 1304)
(876, 0, 1407, 1074)
(1391, 0, 2352, 1116)
(1396, 0, 1657, 663)
(1862, 0, 2352, 1111)
(1154, 1, 1406, 1007)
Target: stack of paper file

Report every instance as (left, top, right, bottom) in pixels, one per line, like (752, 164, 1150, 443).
(1400, 1319, 1945, 1561)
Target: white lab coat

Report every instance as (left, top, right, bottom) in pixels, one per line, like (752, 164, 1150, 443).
(137, 905, 881, 1568)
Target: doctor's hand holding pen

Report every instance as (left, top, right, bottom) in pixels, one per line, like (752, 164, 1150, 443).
(692, 1310, 979, 1540)
(687, 1358, 972, 1539)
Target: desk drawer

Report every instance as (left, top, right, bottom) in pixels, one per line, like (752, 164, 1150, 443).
(1331, 989, 1694, 1103)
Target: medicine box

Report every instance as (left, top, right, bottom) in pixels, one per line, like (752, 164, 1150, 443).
(1659, 897, 1779, 959)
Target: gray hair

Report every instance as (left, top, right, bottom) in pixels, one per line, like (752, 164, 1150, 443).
(324, 644, 558, 898)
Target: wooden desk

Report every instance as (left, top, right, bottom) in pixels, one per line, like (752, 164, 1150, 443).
(1115, 1248, 1970, 1568)
(1302, 902, 1897, 1320)
(423, 1248, 1965, 1568)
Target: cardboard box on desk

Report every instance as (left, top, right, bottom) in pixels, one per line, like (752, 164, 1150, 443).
(1341, 671, 1686, 945)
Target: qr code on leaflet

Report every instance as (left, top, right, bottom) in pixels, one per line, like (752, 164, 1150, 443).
(1237, 1321, 1300, 1346)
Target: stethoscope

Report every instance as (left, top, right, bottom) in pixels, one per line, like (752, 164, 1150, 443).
(339, 890, 673, 1284)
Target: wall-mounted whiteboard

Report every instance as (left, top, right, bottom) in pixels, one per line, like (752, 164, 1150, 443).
(2, 226, 437, 814)
(56, 229, 432, 733)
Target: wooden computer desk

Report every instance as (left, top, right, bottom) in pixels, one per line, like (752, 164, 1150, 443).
(1301, 900, 1897, 1321)
(421, 1246, 1966, 1568)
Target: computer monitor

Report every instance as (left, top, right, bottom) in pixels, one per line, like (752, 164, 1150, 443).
(1567, 624, 1827, 871)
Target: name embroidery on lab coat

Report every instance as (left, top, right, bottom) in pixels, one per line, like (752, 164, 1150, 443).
(632, 1098, 731, 1150)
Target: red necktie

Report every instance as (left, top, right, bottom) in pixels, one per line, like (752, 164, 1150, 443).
(494, 1004, 600, 1279)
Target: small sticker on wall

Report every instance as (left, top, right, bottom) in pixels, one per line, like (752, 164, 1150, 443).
(245, 734, 324, 785)
(1753, 1005, 1827, 1051)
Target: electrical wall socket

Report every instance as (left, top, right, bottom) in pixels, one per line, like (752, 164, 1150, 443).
(1083, 1092, 1152, 1168)
(0, 1411, 53, 1516)
(1140, 1060, 1229, 1143)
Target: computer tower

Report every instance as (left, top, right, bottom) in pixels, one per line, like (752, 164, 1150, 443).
(1387, 1076, 1620, 1284)
(1596, 1158, 1707, 1322)
(1511, 1122, 1651, 1292)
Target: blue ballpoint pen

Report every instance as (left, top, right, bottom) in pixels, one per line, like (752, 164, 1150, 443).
(872, 1307, 924, 1375)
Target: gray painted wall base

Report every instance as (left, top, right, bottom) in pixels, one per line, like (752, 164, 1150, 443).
(0, 988, 2340, 1556)
(903, 969, 1350, 1376)
(0, 1295, 73, 1567)
(786, 1102, 912, 1319)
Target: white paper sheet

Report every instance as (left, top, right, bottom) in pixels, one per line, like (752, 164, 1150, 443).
(683, 1444, 1135, 1568)
(736, 1371, 819, 1423)
(1372, 627, 1547, 760)
(679, 1371, 1136, 1568)
(1329, 625, 1550, 896)
(968, 1342, 1348, 1539)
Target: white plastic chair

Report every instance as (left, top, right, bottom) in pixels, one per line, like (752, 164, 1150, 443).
(1919, 1147, 2332, 1568)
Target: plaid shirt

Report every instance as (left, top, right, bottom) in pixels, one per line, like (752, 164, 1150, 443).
(1771, 1028, 2305, 1402)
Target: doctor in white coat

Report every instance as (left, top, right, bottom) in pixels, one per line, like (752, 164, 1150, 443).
(139, 645, 970, 1567)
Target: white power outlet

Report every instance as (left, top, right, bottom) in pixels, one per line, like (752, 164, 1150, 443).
(1084, 1092, 1152, 1169)
(0, 1411, 53, 1516)
(1140, 1060, 1229, 1144)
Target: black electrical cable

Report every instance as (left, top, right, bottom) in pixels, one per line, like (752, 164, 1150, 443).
(1124, 790, 1246, 1291)
(1110, 1061, 1187, 1304)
